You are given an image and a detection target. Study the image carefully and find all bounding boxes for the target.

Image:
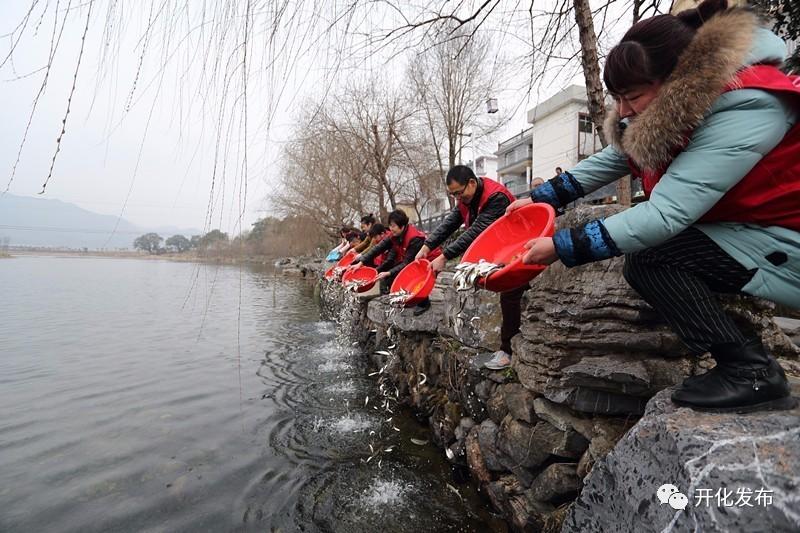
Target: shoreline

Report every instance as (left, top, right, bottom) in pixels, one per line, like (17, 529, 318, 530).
(6, 249, 305, 266)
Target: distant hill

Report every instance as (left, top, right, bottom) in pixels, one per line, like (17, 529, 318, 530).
(0, 193, 200, 249)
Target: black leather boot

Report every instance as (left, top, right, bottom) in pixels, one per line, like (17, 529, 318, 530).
(672, 338, 795, 413)
(412, 298, 431, 316)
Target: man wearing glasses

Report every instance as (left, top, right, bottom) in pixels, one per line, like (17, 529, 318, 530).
(415, 165, 520, 370)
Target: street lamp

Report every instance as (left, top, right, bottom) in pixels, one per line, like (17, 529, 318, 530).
(486, 97, 498, 114)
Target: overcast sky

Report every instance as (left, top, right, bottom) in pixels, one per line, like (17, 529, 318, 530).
(0, 1, 633, 234)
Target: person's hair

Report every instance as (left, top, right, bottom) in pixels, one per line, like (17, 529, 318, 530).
(368, 223, 386, 237)
(603, 0, 728, 95)
(555, 167, 563, 173)
(387, 209, 409, 228)
(339, 226, 351, 236)
(446, 165, 477, 186)
(360, 213, 376, 225)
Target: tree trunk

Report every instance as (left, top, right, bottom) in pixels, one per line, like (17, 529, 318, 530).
(573, 0, 607, 149)
(574, 0, 633, 205)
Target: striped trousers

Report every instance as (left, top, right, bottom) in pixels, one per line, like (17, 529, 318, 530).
(622, 227, 757, 355)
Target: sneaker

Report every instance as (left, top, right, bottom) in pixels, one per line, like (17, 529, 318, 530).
(484, 350, 512, 370)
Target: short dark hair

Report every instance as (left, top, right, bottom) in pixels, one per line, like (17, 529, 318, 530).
(603, 0, 728, 95)
(446, 165, 477, 186)
(387, 209, 409, 228)
(360, 213, 376, 225)
(555, 167, 563, 173)
(368, 223, 386, 237)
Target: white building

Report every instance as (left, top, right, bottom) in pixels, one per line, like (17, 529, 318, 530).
(494, 128, 533, 196)
(472, 154, 498, 180)
(526, 84, 603, 182)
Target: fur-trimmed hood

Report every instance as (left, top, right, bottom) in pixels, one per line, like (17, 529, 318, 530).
(605, 9, 774, 171)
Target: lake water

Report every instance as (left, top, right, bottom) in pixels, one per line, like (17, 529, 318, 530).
(0, 256, 498, 532)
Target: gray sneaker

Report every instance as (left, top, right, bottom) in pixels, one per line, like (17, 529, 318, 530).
(484, 350, 511, 370)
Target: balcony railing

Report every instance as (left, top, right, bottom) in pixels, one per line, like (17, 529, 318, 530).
(497, 127, 534, 152)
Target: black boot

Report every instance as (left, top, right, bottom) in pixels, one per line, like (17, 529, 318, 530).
(413, 298, 431, 316)
(672, 338, 795, 413)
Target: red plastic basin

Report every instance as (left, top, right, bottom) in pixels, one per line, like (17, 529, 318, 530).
(336, 250, 357, 269)
(460, 202, 556, 292)
(390, 258, 435, 307)
(324, 250, 357, 280)
(341, 266, 379, 293)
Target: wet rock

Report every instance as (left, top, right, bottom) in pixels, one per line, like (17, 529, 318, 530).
(497, 415, 550, 469)
(509, 494, 540, 532)
(485, 475, 525, 512)
(587, 418, 630, 462)
(576, 449, 593, 479)
(454, 416, 475, 441)
(477, 420, 505, 473)
(465, 427, 491, 484)
(473, 378, 494, 401)
(366, 297, 440, 334)
(545, 386, 648, 416)
(563, 388, 800, 533)
(502, 383, 537, 424)
(532, 397, 594, 439)
(536, 420, 589, 460)
(486, 390, 509, 425)
(428, 401, 458, 448)
(438, 274, 503, 351)
(526, 463, 581, 504)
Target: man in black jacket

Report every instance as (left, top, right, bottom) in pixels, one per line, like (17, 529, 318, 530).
(416, 165, 522, 370)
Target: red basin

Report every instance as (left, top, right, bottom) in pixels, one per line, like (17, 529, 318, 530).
(390, 258, 435, 307)
(460, 203, 556, 292)
(341, 266, 379, 293)
(324, 250, 357, 280)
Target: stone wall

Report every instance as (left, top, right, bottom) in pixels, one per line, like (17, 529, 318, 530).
(301, 205, 800, 532)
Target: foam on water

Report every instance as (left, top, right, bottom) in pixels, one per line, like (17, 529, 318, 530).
(317, 360, 351, 373)
(324, 381, 358, 394)
(362, 478, 410, 509)
(331, 414, 373, 433)
(312, 341, 352, 360)
(314, 322, 335, 335)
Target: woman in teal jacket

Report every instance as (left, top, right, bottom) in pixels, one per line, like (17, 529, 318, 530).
(511, 0, 798, 413)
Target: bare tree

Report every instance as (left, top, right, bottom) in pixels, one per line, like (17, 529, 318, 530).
(324, 78, 419, 220)
(408, 26, 509, 182)
(274, 104, 370, 232)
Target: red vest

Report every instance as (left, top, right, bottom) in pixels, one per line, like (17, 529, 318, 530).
(457, 177, 516, 228)
(372, 230, 393, 266)
(391, 224, 442, 261)
(629, 65, 800, 231)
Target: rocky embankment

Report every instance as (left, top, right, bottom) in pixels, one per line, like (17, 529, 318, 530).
(280, 205, 800, 533)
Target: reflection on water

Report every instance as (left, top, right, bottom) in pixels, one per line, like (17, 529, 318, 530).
(0, 256, 499, 532)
